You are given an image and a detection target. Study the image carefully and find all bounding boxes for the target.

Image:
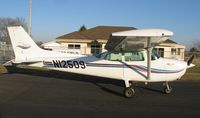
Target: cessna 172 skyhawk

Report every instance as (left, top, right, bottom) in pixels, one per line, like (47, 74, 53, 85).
(7, 26, 194, 98)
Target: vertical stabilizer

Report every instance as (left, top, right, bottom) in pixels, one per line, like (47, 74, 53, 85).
(7, 26, 43, 61)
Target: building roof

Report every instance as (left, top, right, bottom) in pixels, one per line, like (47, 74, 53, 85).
(56, 26, 181, 46)
(162, 39, 177, 44)
(56, 26, 136, 41)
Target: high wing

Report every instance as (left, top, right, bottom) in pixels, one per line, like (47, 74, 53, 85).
(105, 29, 173, 52)
(105, 29, 174, 80)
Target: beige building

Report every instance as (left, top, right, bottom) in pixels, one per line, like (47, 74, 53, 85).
(56, 26, 135, 55)
(55, 26, 185, 60)
(154, 39, 185, 60)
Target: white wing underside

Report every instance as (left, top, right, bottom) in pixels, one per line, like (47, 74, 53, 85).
(105, 29, 173, 51)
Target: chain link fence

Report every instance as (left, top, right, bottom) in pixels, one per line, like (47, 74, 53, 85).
(0, 43, 14, 64)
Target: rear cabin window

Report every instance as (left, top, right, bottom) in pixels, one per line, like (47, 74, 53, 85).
(105, 53, 122, 61)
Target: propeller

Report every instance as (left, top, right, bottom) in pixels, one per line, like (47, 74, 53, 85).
(187, 55, 194, 66)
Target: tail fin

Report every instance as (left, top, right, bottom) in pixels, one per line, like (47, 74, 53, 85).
(7, 26, 43, 62)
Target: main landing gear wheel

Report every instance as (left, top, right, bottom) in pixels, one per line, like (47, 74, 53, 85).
(124, 87, 135, 98)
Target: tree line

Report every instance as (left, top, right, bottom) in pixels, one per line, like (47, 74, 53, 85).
(0, 17, 27, 44)
(190, 40, 200, 52)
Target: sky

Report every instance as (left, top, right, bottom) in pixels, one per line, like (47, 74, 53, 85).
(0, 0, 200, 48)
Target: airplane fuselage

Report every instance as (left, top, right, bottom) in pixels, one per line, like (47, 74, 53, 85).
(29, 51, 187, 83)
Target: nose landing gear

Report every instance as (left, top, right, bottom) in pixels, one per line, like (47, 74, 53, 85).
(164, 82, 172, 94)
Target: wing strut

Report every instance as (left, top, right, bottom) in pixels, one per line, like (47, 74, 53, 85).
(147, 37, 152, 80)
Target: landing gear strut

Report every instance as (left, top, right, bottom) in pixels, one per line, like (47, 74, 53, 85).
(123, 80, 135, 98)
(164, 82, 172, 94)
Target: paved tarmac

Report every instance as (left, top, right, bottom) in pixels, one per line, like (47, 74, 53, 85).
(0, 67, 200, 118)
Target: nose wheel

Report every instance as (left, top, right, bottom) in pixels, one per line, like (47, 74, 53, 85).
(164, 82, 172, 94)
(164, 87, 172, 94)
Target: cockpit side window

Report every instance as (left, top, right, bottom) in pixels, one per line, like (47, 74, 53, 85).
(125, 52, 144, 61)
(105, 51, 144, 61)
(104, 51, 158, 61)
(151, 50, 160, 60)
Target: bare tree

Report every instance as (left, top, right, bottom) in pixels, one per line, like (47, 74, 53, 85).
(0, 17, 27, 44)
(190, 40, 200, 52)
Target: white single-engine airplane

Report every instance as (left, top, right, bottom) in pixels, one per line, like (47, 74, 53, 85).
(7, 26, 194, 98)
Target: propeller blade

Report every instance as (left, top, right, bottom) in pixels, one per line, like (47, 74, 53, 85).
(187, 55, 194, 66)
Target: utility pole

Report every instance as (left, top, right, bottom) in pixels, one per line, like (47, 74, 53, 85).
(28, 0, 32, 35)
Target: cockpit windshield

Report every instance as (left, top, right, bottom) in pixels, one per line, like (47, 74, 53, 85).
(95, 52, 107, 58)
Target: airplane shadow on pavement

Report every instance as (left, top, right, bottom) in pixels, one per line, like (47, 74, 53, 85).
(4, 66, 164, 97)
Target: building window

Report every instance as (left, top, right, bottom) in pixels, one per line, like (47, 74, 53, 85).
(171, 48, 181, 55)
(171, 48, 176, 55)
(75, 45, 80, 49)
(68, 44, 74, 49)
(177, 48, 181, 55)
(91, 45, 101, 55)
(68, 44, 80, 49)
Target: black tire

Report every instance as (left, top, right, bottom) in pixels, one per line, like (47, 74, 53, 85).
(124, 87, 135, 98)
(164, 87, 172, 94)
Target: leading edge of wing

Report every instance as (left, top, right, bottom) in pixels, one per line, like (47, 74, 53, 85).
(112, 29, 173, 37)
